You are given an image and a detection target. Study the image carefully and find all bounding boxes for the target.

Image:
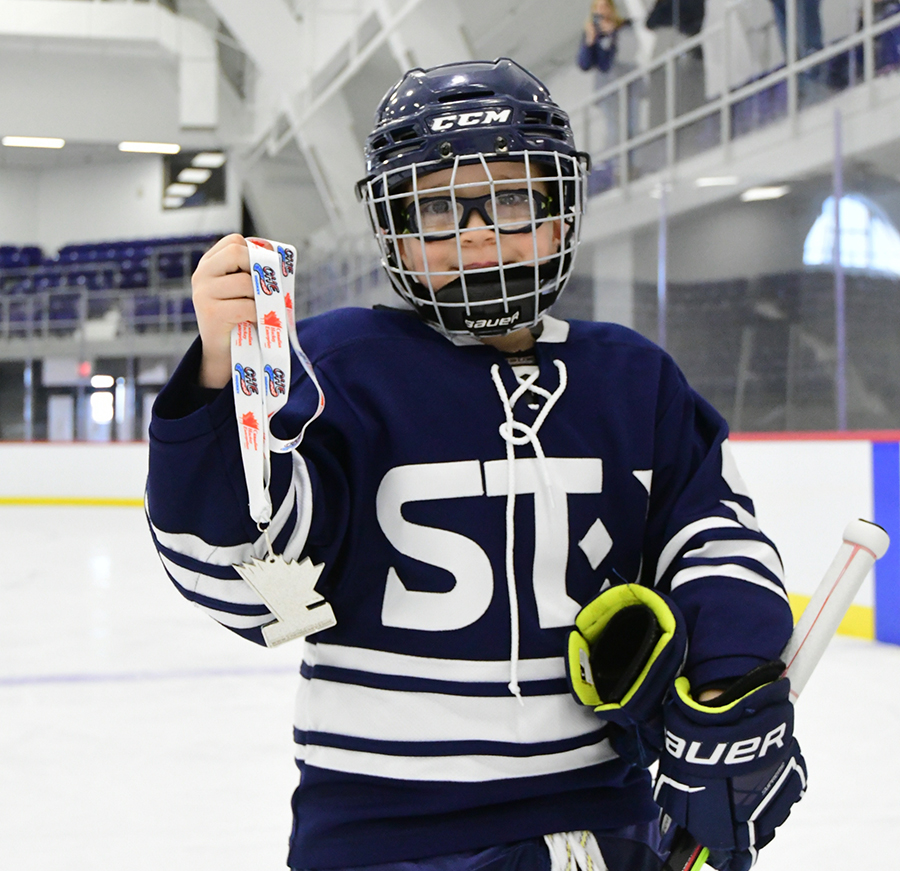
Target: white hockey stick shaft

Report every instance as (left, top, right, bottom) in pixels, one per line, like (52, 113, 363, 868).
(780, 518, 890, 701)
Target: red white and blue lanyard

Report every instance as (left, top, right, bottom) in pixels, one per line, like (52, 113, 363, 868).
(231, 238, 325, 539)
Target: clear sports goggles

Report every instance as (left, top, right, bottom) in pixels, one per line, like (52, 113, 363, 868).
(400, 188, 555, 241)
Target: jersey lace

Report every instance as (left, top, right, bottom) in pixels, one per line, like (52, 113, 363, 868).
(490, 358, 568, 699)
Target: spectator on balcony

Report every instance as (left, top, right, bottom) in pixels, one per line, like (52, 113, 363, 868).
(577, 0, 630, 75)
(577, 0, 639, 146)
(701, 0, 759, 100)
(769, 0, 823, 60)
(645, 0, 706, 37)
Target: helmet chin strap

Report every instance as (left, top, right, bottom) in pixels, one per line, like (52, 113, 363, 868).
(405, 260, 564, 338)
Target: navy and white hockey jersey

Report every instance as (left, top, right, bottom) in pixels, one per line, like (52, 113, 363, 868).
(146, 308, 793, 870)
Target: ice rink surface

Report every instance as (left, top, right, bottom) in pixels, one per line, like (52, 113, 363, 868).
(2, 504, 899, 871)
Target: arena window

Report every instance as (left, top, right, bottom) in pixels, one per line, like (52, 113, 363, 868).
(803, 193, 900, 276)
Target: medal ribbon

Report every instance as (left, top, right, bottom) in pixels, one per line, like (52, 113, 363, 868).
(231, 238, 325, 533)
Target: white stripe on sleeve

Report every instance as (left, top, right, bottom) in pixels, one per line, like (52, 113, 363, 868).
(669, 563, 790, 602)
(655, 517, 742, 583)
(148, 453, 312, 565)
(159, 553, 267, 606)
(683, 538, 784, 581)
(721, 499, 760, 531)
(280, 453, 313, 561)
(192, 601, 274, 629)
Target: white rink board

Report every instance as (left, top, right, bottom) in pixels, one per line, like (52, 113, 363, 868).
(0, 443, 149, 500)
(0, 440, 879, 608)
(731, 439, 874, 606)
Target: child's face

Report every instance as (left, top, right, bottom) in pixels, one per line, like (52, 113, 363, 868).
(396, 160, 562, 292)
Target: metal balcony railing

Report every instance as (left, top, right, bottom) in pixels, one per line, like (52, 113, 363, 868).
(0, 286, 197, 342)
(0, 240, 220, 344)
(566, 0, 900, 196)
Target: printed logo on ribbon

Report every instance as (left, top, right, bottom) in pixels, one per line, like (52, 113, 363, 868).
(232, 238, 323, 529)
(265, 364, 286, 398)
(234, 362, 259, 396)
(262, 310, 283, 349)
(235, 322, 254, 346)
(232, 235, 337, 645)
(278, 245, 295, 277)
(241, 411, 260, 451)
(253, 263, 280, 296)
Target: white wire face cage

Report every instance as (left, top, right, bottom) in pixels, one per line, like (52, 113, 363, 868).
(360, 150, 589, 339)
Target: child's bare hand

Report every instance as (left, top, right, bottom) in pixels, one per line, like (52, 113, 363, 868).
(192, 233, 256, 388)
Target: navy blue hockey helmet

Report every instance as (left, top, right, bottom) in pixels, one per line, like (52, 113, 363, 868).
(356, 58, 590, 339)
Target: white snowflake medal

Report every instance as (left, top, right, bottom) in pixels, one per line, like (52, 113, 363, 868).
(230, 238, 334, 646)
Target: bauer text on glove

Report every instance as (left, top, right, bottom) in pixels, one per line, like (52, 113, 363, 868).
(655, 664, 807, 871)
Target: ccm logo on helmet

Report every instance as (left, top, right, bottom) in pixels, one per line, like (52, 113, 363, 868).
(665, 722, 787, 766)
(429, 108, 512, 132)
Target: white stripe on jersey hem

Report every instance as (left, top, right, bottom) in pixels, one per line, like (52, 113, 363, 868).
(655, 517, 742, 583)
(683, 538, 785, 581)
(306, 641, 565, 683)
(160, 553, 267, 606)
(669, 563, 790, 601)
(293, 737, 617, 783)
(294, 677, 601, 744)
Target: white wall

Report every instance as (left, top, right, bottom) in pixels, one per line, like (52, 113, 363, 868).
(0, 156, 240, 252)
(633, 194, 820, 284)
(0, 44, 181, 146)
(0, 168, 41, 245)
(592, 235, 635, 327)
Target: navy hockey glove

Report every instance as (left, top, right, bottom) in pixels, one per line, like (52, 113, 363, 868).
(566, 584, 687, 767)
(656, 663, 807, 871)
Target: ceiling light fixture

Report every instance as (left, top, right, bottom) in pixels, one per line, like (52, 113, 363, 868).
(2, 136, 65, 149)
(177, 167, 212, 185)
(191, 151, 226, 168)
(695, 176, 739, 187)
(165, 182, 197, 198)
(119, 141, 181, 154)
(741, 185, 791, 202)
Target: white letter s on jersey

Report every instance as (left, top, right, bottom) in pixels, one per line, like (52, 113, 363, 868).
(376, 458, 606, 632)
(377, 461, 494, 630)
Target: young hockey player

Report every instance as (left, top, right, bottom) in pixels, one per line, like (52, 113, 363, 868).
(146, 58, 806, 871)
